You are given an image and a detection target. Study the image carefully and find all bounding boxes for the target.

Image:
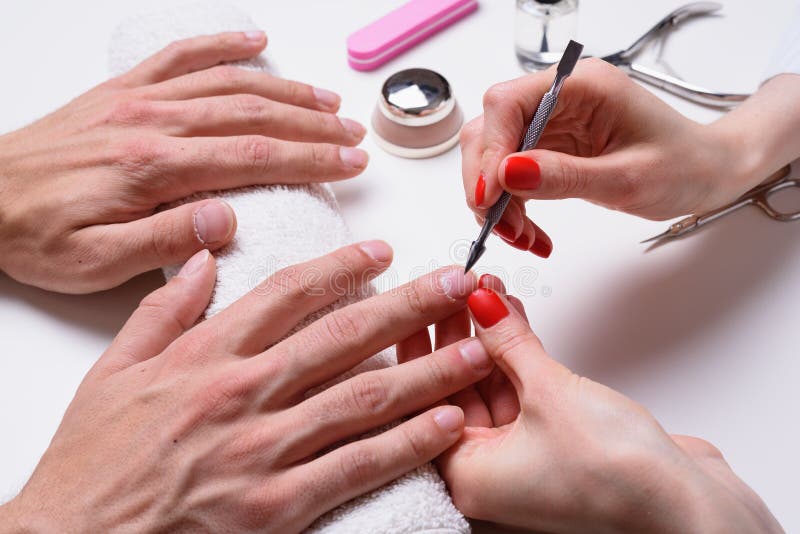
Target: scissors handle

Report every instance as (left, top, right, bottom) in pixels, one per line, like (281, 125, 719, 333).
(622, 63, 748, 109)
(694, 166, 795, 228)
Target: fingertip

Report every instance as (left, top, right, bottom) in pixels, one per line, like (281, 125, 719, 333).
(478, 273, 506, 293)
(357, 239, 393, 264)
(339, 146, 369, 170)
(243, 30, 266, 47)
(193, 199, 237, 248)
(529, 223, 553, 258)
(467, 288, 510, 329)
(433, 405, 465, 436)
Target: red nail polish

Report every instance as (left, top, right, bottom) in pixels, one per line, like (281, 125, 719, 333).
(506, 233, 531, 251)
(529, 232, 553, 258)
(504, 157, 541, 190)
(468, 288, 509, 328)
(475, 174, 486, 206)
(493, 220, 517, 241)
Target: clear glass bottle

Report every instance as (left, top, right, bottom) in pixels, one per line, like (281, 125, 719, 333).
(515, 0, 579, 71)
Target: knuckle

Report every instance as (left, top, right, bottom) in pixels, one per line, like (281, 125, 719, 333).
(397, 425, 427, 461)
(459, 117, 482, 145)
(309, 143, 333, 169)
(199, 370, 251, 419)
(262, 264, 307, 299)
(235, 135, 273, 173)
(482, 82, 512, 108)
(232, 94, 269, 122)
(339, 446, 379, 488)
(556, 155, 588, 197)
(105, 98, 154, 125)
(287, 79, 312, 104)
(322, 309, 363, 347)
(402, 280, 431, 315)
(238, 484, 286, 529)
(491, 327, 541, 367)
(211, 64, 244, 87)
(149, 213, 187, 263)
(137, 288, 188, 331)
(161, 40, 188, 63)
(423, 356, 453, 389)
(347, 373, 389, 413)
(113, 135, 166, 175)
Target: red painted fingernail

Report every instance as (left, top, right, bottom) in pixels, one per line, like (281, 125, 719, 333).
(502, 232, 531, 251)
(467, 288, 509, 328)
(504, 156, 541, 190)
(474, 173, 486, 207)
(478, 274, 493, 288)
(529, 232, 553, 258)
(493, 219, 517, 241)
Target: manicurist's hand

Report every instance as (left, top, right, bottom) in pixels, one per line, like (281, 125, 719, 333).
(462, 59, 800, 256)
(433, 275, 783, 533)
(0, 242, 494, 533)
(0, 31, 369, 293)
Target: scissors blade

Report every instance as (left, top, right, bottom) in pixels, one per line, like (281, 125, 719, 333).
(640, 230, 671, 244)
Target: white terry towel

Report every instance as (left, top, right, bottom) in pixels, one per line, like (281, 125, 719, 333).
(109, 2, 470, 533)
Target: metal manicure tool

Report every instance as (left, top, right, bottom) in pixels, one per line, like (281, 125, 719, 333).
(642, 164, 800, 245)
(527, 2, 749, 109)
(464, 39, 584, 273)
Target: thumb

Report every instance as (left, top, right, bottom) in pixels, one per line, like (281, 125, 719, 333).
(93, 249, 217, 377)
(466, 287, 571, 396)
(87, 199, 236, 287)
(498, 150, 630, 205)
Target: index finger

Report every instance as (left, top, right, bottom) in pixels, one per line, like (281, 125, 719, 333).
(479, 69, 556, 208)
(118, 31, 267, 86)
(250, 267, 478, 402)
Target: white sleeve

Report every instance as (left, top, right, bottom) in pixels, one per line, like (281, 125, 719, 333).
(764, 2, 800, 79)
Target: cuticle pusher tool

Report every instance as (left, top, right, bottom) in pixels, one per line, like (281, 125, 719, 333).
(464, 39, 583, 273)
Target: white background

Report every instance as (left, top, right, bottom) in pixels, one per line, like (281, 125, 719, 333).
(1, 0, 799, 530)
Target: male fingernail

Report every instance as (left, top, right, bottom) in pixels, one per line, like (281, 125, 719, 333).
(493, 219, 517, 241)
(468, 288, 509, 328)
(194, 200, 235, 245)
(313, 87, 341, 111)
(459, 338, 491, 371)
(530, 232, 553, 258)
(504, 156, 541, 190)
(340, 118, 367, 139)
(433, 406, 464, 433)
(437, 268, 477, 300)
(478, 274, 507, 293)
(177, 249, 209, 279)
(244, 30, 265, 41)
(359, 240, 392, 263)
(340, 146, 369, 168)
(474, 173, 486, 207)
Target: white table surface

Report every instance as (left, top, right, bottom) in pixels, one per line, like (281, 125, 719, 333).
(2, 0, 799, 530)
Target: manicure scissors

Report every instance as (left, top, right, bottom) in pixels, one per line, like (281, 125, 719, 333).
(642, 165, 800, 244)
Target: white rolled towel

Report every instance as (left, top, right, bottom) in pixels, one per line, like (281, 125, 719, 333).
(109, 2, 470, 533)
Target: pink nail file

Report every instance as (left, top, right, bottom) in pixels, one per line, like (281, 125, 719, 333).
(347, 0, 479, 71)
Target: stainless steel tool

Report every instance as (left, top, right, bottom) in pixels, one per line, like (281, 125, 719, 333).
(527, 2, 749, 109)
(464, 39, 584, 273)
(641, 165, 800, 245)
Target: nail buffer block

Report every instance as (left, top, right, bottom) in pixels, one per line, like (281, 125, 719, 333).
(347, 0, 479, 71)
